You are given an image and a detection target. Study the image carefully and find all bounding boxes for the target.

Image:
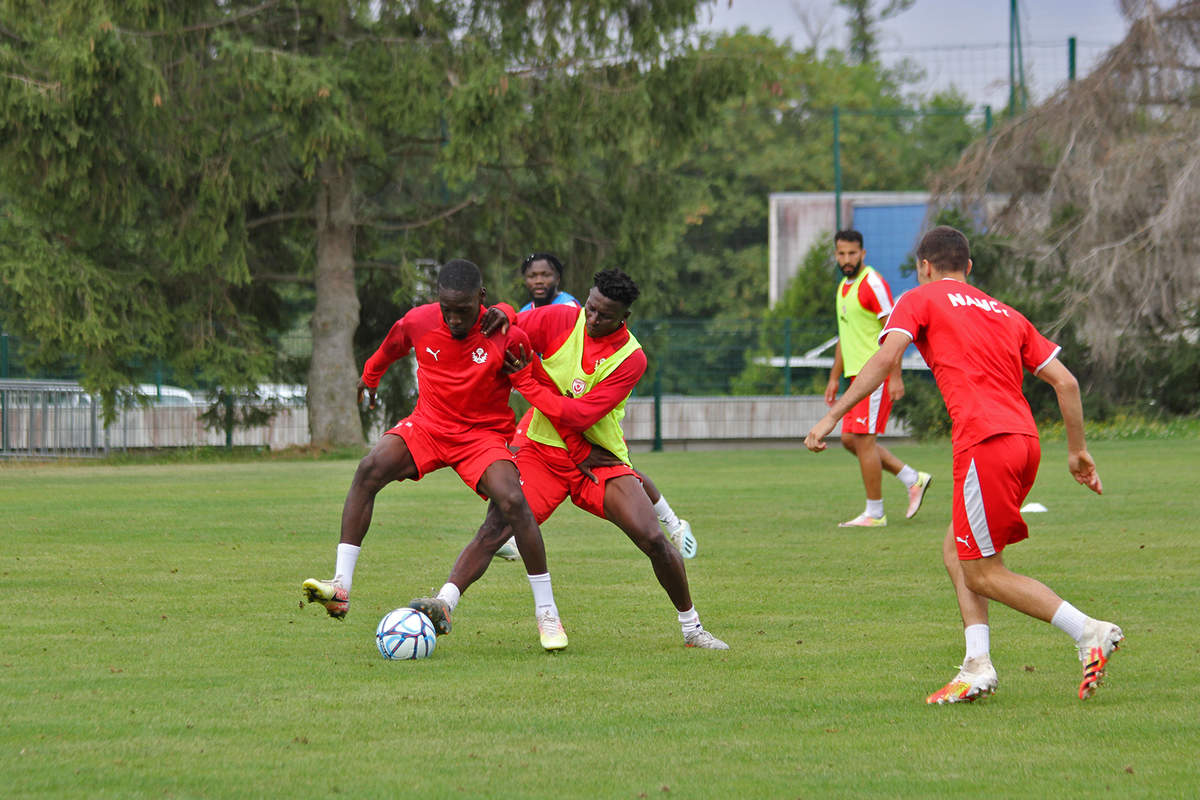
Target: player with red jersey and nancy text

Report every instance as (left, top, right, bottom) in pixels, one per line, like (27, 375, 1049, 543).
(806, 226, 1123, 703)
(302, 259, 568, 651)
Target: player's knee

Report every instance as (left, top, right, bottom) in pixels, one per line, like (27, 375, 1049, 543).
(962, 562, 998, 596)
(840, 434, 857, 453)
(634, 527, 673, 559)
(352, 453, 392, 492)
(490, 485, 531, 520)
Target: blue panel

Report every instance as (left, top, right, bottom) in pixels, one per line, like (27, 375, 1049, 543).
(849, 204, 928, 300)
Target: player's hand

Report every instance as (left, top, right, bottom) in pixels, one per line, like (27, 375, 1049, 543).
(889, 375, 905, 402)
(824, 379, 838, 406)
(576, 445, 624, 483)
(480, 307, 510, 337)
(1068, 449, 1103, 495)
(804, 416, 836, 452)
(356, 379, 377, 410)
(503, 343, 531, 375)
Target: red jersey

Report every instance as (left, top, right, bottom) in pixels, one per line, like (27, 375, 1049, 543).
(839, 267, 895, 316)
(882, 279, 1060, 453)
(508, 304, 648, 433)
(361, 303, 532, 437)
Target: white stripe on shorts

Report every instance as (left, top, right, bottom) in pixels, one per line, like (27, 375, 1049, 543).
(963, 458, 995, 556)
(868, 382, 883, 432)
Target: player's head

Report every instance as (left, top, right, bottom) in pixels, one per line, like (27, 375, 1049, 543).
(437, 259, 485, 339)
(585, 268, 639, 338)
(834, 229, 865, 278)
(915, 226, 972, 283)
(520, 252, 565, 307)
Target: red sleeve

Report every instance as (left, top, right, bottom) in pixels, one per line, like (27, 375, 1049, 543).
(858, 272, 893, 316)
(509, 350, 647, 433)
(361, 316, 414, 388)
(1018, 314, 1060, 374)
(515, 305, 580, 355)
(558, 428, 593, 463)
(505, 324, 532, 355)
(493, 302, 518, 326)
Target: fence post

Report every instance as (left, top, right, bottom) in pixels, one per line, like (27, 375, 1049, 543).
(783, 318, 792, 397)
(224, 393, 234, 450)
(1, 331, 7, 453)
(652, 368, 663, 453)
(1068, 36, 1076, 82)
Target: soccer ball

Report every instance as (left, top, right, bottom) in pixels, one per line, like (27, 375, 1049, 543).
(375, 607, 437, 660)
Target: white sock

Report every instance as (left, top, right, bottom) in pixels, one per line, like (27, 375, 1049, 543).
(334, 543, 361, 592)
(526, 572, 558, 616)
(1050, 600, 1088, 642)
(678, 606, 702, 635)
(964, 623, 990, 662)
(653, 496, 680, 531)
(865, 498, 884, 518)
(897, 465, 918, 488)
(436, 582, 461, 612)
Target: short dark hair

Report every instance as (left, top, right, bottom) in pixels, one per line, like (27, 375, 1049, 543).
(437, 259, 482, 292)
(834, 229, 864, 247)
(916, 226, 971, 274)
(520, 252, 564, 277)
(593, 268, 639, 307)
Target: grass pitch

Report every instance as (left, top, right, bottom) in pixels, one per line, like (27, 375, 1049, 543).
(2, 439, 1198, 798)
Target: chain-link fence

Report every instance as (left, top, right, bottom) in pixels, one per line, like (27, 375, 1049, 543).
(2, 317, 920, 458)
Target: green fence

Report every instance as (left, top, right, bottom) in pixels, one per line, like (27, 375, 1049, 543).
(2, 319, 841, 399)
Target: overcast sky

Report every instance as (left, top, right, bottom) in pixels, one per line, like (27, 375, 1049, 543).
(697, 0, 1134, 108)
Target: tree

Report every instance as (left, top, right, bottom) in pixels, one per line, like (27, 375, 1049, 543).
(0, 1, 748, 443)
(930, 1, 1200, 414)
(657, 32, 977, 320)
(835, 0, 914, 64)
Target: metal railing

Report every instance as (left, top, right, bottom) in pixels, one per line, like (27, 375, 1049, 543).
(0, 380, 104, 458)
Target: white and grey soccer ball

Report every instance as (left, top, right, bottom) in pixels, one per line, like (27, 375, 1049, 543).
(375, 607, 437, 660)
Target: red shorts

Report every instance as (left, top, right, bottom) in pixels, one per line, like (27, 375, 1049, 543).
(515, 440, 638, 524)
(840, 377, 892, 435)
(951, 433, 1041, 560)
(387, 414, 515, 497)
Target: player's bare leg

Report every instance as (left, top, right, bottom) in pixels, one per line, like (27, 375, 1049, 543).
(958, 546, 1123, 700)
(927, 524, 996, 703)
(603, 475, 727, 649)
(339, 432, 419, 547)
(419, 462, 565, 649)
(637, 469, 697, 558)
(304, 433, 418, 619)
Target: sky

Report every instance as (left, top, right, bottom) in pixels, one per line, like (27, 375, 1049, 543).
(697, 0, 1134, 108)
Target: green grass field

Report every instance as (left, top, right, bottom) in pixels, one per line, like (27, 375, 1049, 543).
(3, 439, 1198, 798)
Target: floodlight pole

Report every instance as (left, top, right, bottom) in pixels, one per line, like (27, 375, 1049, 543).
(833, 105, 842, 231)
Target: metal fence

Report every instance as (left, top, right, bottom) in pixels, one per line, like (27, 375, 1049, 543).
(0, 379, 310, 459)
(0, 318, 922, 458)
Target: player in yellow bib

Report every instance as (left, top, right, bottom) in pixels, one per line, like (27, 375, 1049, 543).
(825, 230, 932, 528)
(413, 269, 728, 650)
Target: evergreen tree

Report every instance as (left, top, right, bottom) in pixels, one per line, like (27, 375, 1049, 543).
(0, 1, 748, 443)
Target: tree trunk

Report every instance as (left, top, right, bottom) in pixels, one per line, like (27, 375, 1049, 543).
(308, 158, 365, 448)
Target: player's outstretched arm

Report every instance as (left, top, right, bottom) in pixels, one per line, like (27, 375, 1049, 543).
(1036, 357, 1102, 495)
(806, 332, 908, 452)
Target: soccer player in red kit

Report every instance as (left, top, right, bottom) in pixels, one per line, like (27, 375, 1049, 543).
(805, 226, 1123, 703)
(413, 269, 728, 649)
(302, 259, 567, 650)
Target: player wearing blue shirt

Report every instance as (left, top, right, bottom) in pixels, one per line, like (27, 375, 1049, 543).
(518, 252, 581, 312)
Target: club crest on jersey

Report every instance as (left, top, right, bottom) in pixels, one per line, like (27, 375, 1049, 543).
(571, 378, 587, 396)
(472, 347, 488, 364)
